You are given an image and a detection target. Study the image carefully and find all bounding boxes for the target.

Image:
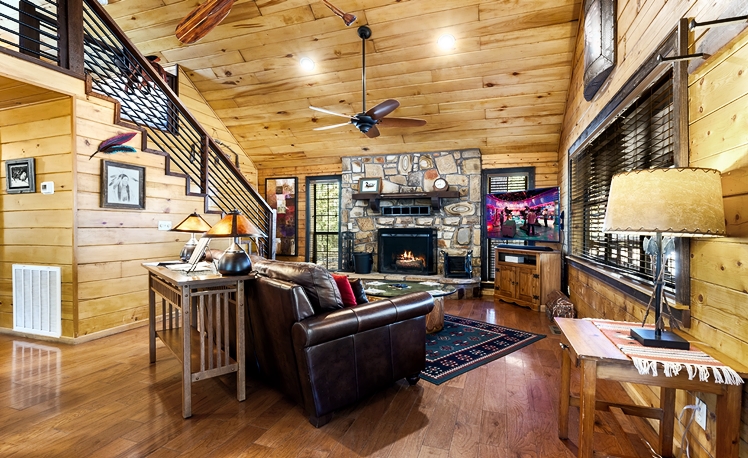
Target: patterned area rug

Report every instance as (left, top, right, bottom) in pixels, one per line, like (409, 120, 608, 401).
(421, 314, 545, 385)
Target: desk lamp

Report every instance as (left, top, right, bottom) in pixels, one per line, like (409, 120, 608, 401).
(172, 212, 212, 261)
(603, 168, 725, 349)
(204, 210, 266, 275)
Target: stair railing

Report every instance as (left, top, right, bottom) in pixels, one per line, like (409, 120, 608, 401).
(79, 0, 275, 257)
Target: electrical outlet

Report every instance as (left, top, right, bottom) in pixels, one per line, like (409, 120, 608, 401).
(695, 396, 707, 429)
(158, 221, 172, 231)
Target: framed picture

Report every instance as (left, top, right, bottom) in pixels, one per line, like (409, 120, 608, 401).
(359, 177, 381, 193)
(5, 158, 35, 194)
(101, 160, 145, 210)
(265, 177, 297, 256)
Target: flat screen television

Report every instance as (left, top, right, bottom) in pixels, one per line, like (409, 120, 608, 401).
(485, 186, 561, 242)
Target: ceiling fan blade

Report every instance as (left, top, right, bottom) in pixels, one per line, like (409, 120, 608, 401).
(365, 125, 381, 138)
(176, 0, 235, 44)
(378, 117, 427, 128)
(313, 122, 351, 131)
(309, 106, 354, 119)
(322, 0, 357, 26)
(365, 99, 399, 120)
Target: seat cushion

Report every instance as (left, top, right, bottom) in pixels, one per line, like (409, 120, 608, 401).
(251, 257, 344, 313)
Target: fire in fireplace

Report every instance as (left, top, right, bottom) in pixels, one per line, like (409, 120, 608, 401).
(378, 228, 437, 274)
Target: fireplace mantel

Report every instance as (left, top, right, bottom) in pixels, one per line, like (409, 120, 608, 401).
(352, 190, 460, 211)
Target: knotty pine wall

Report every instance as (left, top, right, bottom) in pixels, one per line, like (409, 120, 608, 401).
(0, 97, 75, 337)
(558, 2, 748, 456)
(176, 67, 258, 187)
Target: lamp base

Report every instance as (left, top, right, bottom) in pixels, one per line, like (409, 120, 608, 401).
(630, 328, 690, 350)
(216, 245, 252, 275)
(179, 243, 196, 262)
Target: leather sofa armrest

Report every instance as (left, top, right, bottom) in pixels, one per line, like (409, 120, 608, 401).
(291, 291, 434, 348)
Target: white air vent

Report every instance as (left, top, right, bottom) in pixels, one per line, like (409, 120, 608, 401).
(12, 265, 62, 338)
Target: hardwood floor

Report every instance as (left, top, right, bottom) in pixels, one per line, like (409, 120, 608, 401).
(0, 297, 658, 457)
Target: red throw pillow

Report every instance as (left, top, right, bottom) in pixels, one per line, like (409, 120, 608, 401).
(332, 274, 357, 308)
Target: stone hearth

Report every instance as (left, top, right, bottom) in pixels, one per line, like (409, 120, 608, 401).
(341, 149, 481, 278)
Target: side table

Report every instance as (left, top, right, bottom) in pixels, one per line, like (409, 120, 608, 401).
(143, 264, 251, 418)
(556, 318, 746, 458)
(363, 280, 456, 333)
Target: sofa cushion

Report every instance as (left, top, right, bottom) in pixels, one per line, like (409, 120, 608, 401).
(332, 274, 357, 307)
(251, 256, 344, 313)
(348, 278, 369, 305)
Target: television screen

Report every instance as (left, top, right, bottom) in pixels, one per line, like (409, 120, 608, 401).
(485, 187, 560, 242)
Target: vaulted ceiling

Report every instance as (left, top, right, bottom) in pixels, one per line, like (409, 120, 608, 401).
(106, 0, 581, 169)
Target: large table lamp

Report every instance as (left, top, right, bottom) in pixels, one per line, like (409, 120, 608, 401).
(603, 167, 725, 349)
(172, 212, 212, 261)
(204, 210, 266, 275)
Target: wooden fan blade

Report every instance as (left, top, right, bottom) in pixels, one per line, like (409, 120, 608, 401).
(176, 0, 235, 44)
(309, 106, 354, 119)
(365, 125, 381, 138)
(313, 122, 351, 131)
(378, 117, 427, 127)
(366, 99, 399, 120)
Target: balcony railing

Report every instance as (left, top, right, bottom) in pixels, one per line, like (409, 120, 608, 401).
(1, 0, 275, 257)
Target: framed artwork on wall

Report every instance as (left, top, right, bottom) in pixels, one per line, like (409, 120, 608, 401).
(5, 158, 35, 194)
(358, 177, 381, 193)
(101, 160, 146, 210)
(265, 177, 297, 256)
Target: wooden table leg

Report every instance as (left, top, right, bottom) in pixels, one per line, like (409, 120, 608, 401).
(558, 346, 571, 439)
(181, 285, 192, 419)
(148, 278, 156, 364)
(236, 280, 246, 402)
(659, 387, 675, 457)
(716, 384, 741, 458)
(578, 358, 597, 458)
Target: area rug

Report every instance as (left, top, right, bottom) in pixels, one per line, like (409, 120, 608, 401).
(420, 315, 545, 385)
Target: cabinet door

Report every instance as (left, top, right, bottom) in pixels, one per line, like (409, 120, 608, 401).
(516, 267, 538, 305)
(497, 265, 517, 298)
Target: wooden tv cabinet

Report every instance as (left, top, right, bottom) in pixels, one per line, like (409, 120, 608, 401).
(493, 247, 561, 311)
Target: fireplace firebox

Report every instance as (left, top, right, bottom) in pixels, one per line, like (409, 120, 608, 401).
(377, 228, 437, 274)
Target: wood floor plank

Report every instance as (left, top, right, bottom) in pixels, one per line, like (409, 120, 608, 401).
(0, 298, 659, 457)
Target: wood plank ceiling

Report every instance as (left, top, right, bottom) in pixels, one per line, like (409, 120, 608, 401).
(105, 0, 581, 169)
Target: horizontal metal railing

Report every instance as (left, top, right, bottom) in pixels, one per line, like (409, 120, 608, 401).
(0, 0, 61, 64)
(80, 0, 274, 257)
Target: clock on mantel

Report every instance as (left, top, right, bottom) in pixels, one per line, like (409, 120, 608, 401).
(433, 178, 449, 192)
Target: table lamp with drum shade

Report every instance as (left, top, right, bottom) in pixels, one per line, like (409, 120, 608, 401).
(603, 168, 726, 350)
(203, 210, 266, 275)
(171, 212, 212, 261)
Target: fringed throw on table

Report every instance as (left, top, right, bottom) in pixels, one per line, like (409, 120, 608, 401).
(590, 320, 744, 386)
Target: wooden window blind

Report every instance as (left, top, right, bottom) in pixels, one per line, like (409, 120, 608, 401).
(570, 71, 675, 288)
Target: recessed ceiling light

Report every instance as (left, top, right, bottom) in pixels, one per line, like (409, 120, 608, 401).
(437, 34, 456, 50)
(300, 57, 315, 71)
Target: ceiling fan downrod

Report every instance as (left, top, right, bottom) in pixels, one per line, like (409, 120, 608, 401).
(358, 25, 371, 113)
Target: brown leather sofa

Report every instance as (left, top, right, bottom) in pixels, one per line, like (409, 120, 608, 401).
(243, 256, 434, 427)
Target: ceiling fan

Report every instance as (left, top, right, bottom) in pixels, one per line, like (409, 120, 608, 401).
(310, 25, 427, 138)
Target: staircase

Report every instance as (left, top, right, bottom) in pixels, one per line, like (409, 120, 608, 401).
(79, 0, 275, 257)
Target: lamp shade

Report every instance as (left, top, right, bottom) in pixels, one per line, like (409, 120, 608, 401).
(603, 168, 726, 237)
(203, 210, 266, 238)
(172, 212, 212, 233)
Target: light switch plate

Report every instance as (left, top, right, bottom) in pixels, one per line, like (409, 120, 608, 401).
(695, 396, 707, 429)
(158, 221, 172, 231)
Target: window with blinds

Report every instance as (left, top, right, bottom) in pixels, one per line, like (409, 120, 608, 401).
(484, 170, 531, 281)
(570, 71, 674, 288)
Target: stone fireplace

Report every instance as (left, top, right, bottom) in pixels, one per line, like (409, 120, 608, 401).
(341, 149, 481, 277)
(378, 228, 437, 275)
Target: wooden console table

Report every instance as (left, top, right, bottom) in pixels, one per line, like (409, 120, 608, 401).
(144, 264, 251, 418)
(556, 318, 745, 458)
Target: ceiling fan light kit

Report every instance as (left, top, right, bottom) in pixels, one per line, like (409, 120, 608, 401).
(310, 25, 427, 138)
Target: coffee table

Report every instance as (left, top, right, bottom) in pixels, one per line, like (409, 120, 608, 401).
(363, 280, 456, 333)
